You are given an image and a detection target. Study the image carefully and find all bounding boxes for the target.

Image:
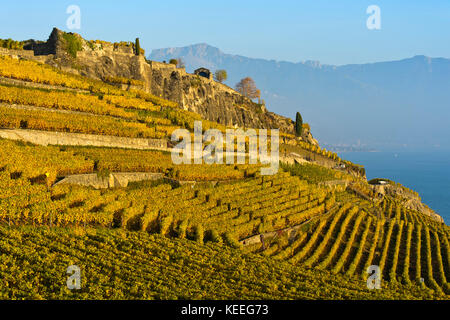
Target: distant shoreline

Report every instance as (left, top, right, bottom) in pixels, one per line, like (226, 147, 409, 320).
(325, 147, 378, 153)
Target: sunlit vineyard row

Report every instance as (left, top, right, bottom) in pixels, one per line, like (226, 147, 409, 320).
(0, 84, 139, 119)
(0, 85, 228, 140)
(0, 55, 224, 132)
(0, 54, 296, 137)
(0, 55, 175, 107)
(377, 197, 445, 228)
(281, 162, 353, 184)
(0, 152, 339, 242)
(0, 139, 261, 183)
(295, 140, 340, 161)
(0, 105, 169, 139)
(282, 140, 364, 175)
(0, 139, 93, 182)
(0, 83, 192, 136)
(65, 145, 258, 180)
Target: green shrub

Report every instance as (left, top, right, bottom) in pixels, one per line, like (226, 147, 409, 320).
(214, 69, 228, 83)
(0, 38, 25, 50)
(62, 33, 82, 58)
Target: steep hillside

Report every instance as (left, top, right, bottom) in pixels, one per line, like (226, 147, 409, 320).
(0, 34, 448, 300)
(16, 28, 308, 140)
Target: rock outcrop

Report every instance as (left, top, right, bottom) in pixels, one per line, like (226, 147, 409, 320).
(371, 183, 444, 223)
(23, 28, 316, 143)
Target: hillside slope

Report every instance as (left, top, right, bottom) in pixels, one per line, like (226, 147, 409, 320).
(0, 36, 448, 300)
(16, 28, 307, 140)
(1, 225, 440, 300)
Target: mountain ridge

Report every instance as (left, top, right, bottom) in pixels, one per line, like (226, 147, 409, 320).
(150, 44, 450, 150)
(151, 43, 449, 70)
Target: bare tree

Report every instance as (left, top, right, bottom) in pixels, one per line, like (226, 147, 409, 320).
(235, 77, 260, 100)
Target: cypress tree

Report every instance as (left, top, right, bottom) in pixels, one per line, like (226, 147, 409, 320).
(135, 38, 141, 56)
(295, 112, 303, 137)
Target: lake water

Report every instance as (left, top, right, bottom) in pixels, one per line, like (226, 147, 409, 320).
(338, 151, 450, 225)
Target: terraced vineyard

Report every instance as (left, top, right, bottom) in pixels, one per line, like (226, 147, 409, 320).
(254, 196, 450, 296)
(1, 225, 438, 300)
(0, 54, 361, 173)
(0, 55, 229, 137)
(65, 145, 259, 181)
(0, 145, 337, 242)
(2, 134, 448, 298)
(0, 49, 449, 300)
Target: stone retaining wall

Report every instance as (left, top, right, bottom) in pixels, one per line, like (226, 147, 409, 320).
(0, 48, 35, 58)
(239, 224, 304, 246)
(0, 47, 51, 63)
(0, 128, 168, 151)
(55, 172, 164, 189)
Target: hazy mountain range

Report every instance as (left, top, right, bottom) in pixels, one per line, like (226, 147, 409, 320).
(150, 44, 450, 151)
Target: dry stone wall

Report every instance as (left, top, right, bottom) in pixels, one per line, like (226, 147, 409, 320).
(55, 172, 164, 189)
(0, 128, 168, 151)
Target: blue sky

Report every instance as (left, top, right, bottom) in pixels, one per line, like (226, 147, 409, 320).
(1, 0, 449, 65)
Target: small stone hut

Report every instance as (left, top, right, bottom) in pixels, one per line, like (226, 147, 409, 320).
(194, 67, 212, 80)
